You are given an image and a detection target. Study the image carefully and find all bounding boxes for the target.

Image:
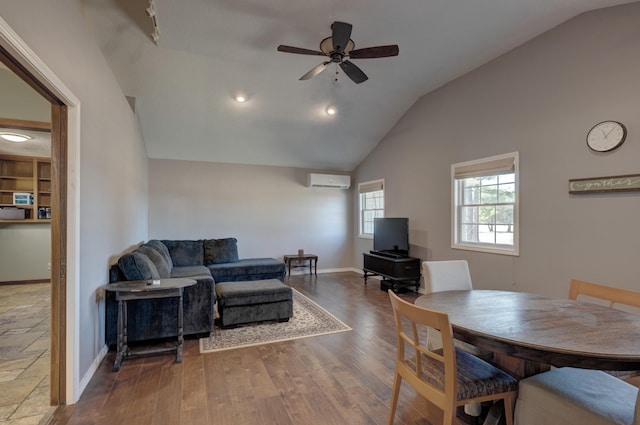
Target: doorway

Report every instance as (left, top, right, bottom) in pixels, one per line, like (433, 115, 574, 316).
(0, 46, 67, 407)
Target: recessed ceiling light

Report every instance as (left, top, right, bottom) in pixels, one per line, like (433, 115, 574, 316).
(235, 95, 246, 103)
(0, 133, 32, 143)
(326, 106, 337, 115)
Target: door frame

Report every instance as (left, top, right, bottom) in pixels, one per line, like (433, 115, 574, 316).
(0, 17, 81, 403)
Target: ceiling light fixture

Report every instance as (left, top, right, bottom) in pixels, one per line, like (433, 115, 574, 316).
(326, 105, 337, 115)
(235, 95, 246, 103)
(0, 132, 32, 143)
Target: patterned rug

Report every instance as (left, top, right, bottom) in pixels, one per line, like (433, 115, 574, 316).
(199, 288, 351, 353)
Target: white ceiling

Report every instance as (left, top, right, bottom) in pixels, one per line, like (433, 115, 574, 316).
(82, 0, 630, 171)
(0, 128, 50, 157)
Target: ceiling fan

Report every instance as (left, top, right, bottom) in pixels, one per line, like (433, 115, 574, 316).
(277, 21, 399, 84)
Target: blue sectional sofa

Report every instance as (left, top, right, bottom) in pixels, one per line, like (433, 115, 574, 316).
(105, 238, 285, 346)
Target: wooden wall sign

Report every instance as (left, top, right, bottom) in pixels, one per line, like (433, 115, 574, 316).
(569, 174, 640, 194)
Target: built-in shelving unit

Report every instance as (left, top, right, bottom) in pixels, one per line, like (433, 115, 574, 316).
(0, 154, 52, 223)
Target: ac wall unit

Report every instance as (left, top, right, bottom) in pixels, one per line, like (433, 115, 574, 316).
(307, 173, 351, 189)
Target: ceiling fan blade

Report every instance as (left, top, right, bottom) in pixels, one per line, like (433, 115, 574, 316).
(299, 61, 331, 80)
(340, 60, 368, 84)
(331, 21, 352, 53)
(277, 45, 326, 56)
(349, 45, 399, 59)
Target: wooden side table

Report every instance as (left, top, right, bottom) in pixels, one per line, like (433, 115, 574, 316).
(283, 254, 318, 276)
(104, 278, 196, 372)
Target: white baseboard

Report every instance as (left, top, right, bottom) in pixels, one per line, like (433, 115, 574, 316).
(288, 267, 359, 276)
(78, 344, 108, 397)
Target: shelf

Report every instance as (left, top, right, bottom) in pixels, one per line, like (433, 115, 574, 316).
(0, 155, 51, 223)
(0, 219, 51, 224)
(0, 203, 34, 208)
(0, 163, 33, 178)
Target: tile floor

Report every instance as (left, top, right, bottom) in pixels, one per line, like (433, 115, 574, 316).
(0, 283, 55, 425)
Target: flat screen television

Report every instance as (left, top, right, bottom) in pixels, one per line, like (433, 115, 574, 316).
(373, 217, 409, 256)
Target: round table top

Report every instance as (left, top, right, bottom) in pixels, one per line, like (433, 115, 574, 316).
(105, 278, 197, 293)
(414, 289, 640, 370)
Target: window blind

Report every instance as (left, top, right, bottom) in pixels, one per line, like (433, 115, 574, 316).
(453, 155, 515, 179)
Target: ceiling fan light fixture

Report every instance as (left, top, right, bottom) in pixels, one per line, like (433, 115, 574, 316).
(277, 22, 398, 84)
(0, 132, 32, 143)
(320, 37, 355, 55)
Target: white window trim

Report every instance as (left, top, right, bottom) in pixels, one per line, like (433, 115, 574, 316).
(451, 152, 519, 256)
(358, 178, 384, 239)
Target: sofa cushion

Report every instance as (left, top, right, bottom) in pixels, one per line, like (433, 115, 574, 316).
(208, 258, 286, 282)
(146, 240, 173, 270)
(204, 238, 239, 265)
(117, 251, 160, 281)
(161, 240, 204, 266)
(137, 245, 171, 278)
(170, 265, 212, 280)
(216, 279, 292, 307)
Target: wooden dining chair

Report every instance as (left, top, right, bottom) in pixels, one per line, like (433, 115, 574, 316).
(421, 260, 491, 417)
(387, 290, 518, 425)
(569, 279, 640, 384)
(421, 261, 484, 354)
(569, 279, 640, 311)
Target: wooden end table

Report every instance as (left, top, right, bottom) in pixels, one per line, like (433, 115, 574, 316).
(104, 277, 196, 372)
(283, 254, 318, 276)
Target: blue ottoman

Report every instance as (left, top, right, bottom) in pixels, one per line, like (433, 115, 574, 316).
(215, 279, 293, 328)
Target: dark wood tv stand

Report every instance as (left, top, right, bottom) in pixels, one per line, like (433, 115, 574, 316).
(362, 252, 421, 292)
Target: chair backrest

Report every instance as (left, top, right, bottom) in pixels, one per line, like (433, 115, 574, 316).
(421, 260, 473, 351)
(569, 279, 640, 310)
(388, 290, 458, 422)
(422, 260, 473, 294)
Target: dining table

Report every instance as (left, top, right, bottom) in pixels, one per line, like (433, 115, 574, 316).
(414, 289, 640, 379)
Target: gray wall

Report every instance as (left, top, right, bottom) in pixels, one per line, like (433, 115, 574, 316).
(354, 3, 640, 297)
(148, 159, 353, 269)
(0, 0, 149, 388)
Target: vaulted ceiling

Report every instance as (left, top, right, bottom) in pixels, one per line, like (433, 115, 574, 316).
(82, 0, 631, 171)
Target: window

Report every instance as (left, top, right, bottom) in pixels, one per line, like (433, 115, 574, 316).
(452, 152, 519, 255)
(358, 179, 384, 238)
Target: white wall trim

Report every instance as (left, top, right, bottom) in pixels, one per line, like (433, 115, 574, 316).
(287, 267, 361, 276)
(78, 344, 108, 396)
(0, 16, 81, 403)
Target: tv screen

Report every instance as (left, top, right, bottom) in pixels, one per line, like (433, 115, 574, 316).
(373, 217, 409, 255)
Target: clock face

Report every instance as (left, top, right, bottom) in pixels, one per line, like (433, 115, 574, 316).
(586, 121, 626, 152)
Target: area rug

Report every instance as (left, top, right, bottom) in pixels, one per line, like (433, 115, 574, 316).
(199, 288, 351, 353)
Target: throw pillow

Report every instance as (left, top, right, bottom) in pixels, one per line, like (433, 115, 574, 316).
(204, 238, 239, 265)
(137, 245, 171, 278)
(161, 240, 204, 266)
(117, 251, 160, 281)
(146, 239, 173, 270)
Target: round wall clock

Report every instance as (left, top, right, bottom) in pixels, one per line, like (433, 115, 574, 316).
(586, 120, 627, 152)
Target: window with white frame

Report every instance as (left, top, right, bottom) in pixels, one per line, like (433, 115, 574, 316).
(358, 179, 384, 238)
(451, 152, 519, 255)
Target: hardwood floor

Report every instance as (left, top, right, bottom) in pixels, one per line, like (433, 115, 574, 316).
(50, 272, 447, 425)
